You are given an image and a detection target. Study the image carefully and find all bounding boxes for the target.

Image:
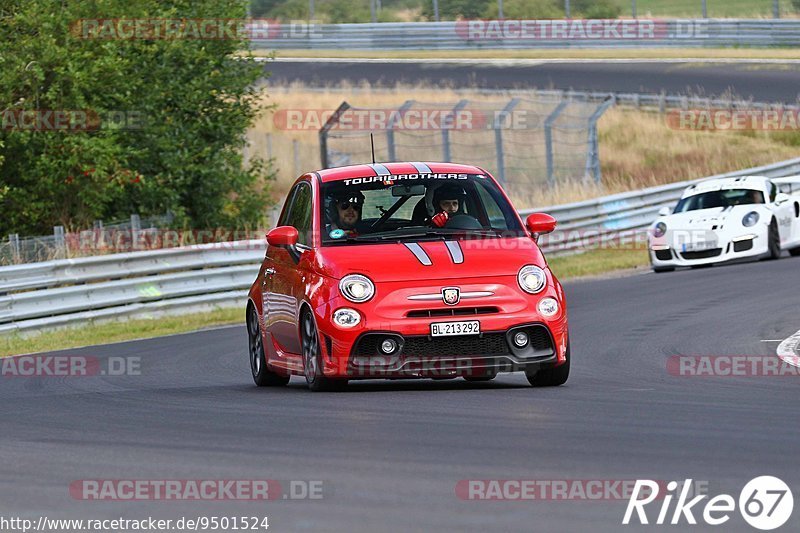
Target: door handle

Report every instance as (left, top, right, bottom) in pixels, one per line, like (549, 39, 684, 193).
(265, 268, 276, 275)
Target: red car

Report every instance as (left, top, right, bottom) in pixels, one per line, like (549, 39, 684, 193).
(246, 162, 569, 391)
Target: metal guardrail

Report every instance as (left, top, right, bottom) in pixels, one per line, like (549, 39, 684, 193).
(252, 20, 800, 50)
(3, 157, 800, 334)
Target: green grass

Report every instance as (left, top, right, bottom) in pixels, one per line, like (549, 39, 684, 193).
(0, 248, 649, 357)
(0, 307, 242, 357)
(548, 247, 651, 279)
(612, 0, 783, 18)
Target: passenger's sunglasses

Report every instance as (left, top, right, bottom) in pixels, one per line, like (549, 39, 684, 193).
(337, 201, 362, 210)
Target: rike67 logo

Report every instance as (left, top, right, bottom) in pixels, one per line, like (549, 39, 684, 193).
(623, 476, 793, 530)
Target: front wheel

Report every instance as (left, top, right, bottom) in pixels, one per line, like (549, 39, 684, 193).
(789, 246, 800, 257)
(764, 219, 781, 260)
(302, 311, 347, 392)
(248, 308, 290, 387)
(526, 342, 570, 387)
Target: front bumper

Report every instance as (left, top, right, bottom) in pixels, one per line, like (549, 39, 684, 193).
(649, 231, 768, 268)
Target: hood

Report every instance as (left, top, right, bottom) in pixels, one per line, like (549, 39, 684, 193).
(312, 237, 545, 282)
(660, 205, 765, 230)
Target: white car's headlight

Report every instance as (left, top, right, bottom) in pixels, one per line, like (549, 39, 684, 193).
(518, 265, 547, 294)
(339, 274, 375, 303)
(742, 211, 760, 227)
(653, 222, 667, 238)
(333, 308, 361, 328)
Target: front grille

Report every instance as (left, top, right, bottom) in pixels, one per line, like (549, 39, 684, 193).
(403, 333, 510, 357)
(406, 306, 499, 318)
(654, 249, 672, 261)
(681, 248, 722, 260)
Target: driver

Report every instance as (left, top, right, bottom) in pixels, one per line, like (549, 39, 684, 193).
(430, 183, 467, 228)
(327, 190, 365, 236)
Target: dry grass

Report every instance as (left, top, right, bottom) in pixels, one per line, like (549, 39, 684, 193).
(250, 84, 800, 208)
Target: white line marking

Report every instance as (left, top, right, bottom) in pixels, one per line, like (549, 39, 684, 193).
(777, 328, 800, 368)
(761, 340, 783, 342)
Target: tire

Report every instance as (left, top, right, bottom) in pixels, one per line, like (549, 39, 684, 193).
(248, 308, 290, 387)
(652, 266, 675, 273)
(789, 247, 800, 257)
(764, 219, 781, 260)
(301, 310, 347, 392)
(526, 342, 570, 387)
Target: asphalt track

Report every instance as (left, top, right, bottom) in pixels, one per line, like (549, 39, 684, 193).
(2, 255, 800, 532)
(263, 59, 800, 103)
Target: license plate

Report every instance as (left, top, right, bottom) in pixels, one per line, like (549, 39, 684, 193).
(682, 240, 717, 252)
(430, 320, 480, 337)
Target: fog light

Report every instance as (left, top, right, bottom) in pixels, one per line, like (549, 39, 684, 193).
(380, 338, 398, 354)
(513, 332, 529, 348)
(538, 297, 559, 318)
(332, 308, 361, 328)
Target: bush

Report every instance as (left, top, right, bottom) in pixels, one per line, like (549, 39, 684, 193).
(483, 0, 562, 19)
(573, 0, 621, 19)
(0, 0, 273, 235)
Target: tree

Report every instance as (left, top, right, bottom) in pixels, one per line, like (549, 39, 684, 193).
(0, 0, 273, 235)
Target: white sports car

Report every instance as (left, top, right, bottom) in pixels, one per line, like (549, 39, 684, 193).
(648, 175, 800, 272)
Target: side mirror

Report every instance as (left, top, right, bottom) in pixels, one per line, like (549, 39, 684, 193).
(658, 206, 671, 217)
(775, 192, 790, 206)
(267, 226, 298, 247)
(526, 213, 557, 236)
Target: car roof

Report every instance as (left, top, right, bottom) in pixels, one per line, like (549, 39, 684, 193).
(314, 162, 485, 183)
(682, 175, 770, 198)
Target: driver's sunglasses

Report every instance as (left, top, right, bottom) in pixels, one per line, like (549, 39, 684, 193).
(338, 201, 362, 210)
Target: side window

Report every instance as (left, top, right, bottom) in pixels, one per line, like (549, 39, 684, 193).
(285, 183, 312, 246)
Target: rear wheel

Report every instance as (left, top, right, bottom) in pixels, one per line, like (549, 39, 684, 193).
(302, 310, 347, 392)
(526, 342, 570, 387)
(248, 308, 290, 387)
(765, 219, 781, 260)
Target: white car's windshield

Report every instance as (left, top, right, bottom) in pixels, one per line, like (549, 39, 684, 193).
(320, 174, 525, 245)
(674, 188, 765, 213)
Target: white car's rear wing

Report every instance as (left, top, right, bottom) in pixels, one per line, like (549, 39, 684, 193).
(773, 176, 800, 196)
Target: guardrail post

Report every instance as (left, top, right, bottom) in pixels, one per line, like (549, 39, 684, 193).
(387, 100, 415, 162)
(319, 101, 351, 168)
(584, 96, 616, 184)
(493, 98, 521, 187)
(442, 99, 469, 162)
(53, 226, 66, 259)
(544, 100, 568, 187)
(130, 214, 141, 251)
(9, 234, 20, 263)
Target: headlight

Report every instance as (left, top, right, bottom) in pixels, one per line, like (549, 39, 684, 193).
(538, 297, 559, 318)
(333, 308, 361, 328)
(742, 211, 760, 227)
(339, 274, 375, 303)
(518, 265, 547, 294)
(653, 222, 667, 238)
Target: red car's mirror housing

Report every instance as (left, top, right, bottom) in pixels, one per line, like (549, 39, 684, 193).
(267, 226, 299, 247)
(526, 213, 557, 236)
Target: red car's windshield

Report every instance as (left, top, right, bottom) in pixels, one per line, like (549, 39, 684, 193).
(320, 174, 525, 245)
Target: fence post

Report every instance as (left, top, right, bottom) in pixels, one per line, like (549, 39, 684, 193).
(54, 226, 66, 259)
(130, 214, 141, 251)
(442, 99, 469, 163)
(319, 101, 351, 168)
(432, 0, 439, 21)
(9, 234, 20, 263)
(266, 133, 273, 163)
(584, 96, 616, 184)
(631, 0, 636, 18)
(702, 0, 707, 18)
(387, 100, 415, 162)
(493, 98, 521, 187)
(544, 100, 568, 187)
(774, 0, 780, 18)
(293, 139, 300, 177)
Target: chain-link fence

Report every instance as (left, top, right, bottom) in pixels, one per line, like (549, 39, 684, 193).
(319, 95, 614, 201)
(0, 213, 173, 266)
